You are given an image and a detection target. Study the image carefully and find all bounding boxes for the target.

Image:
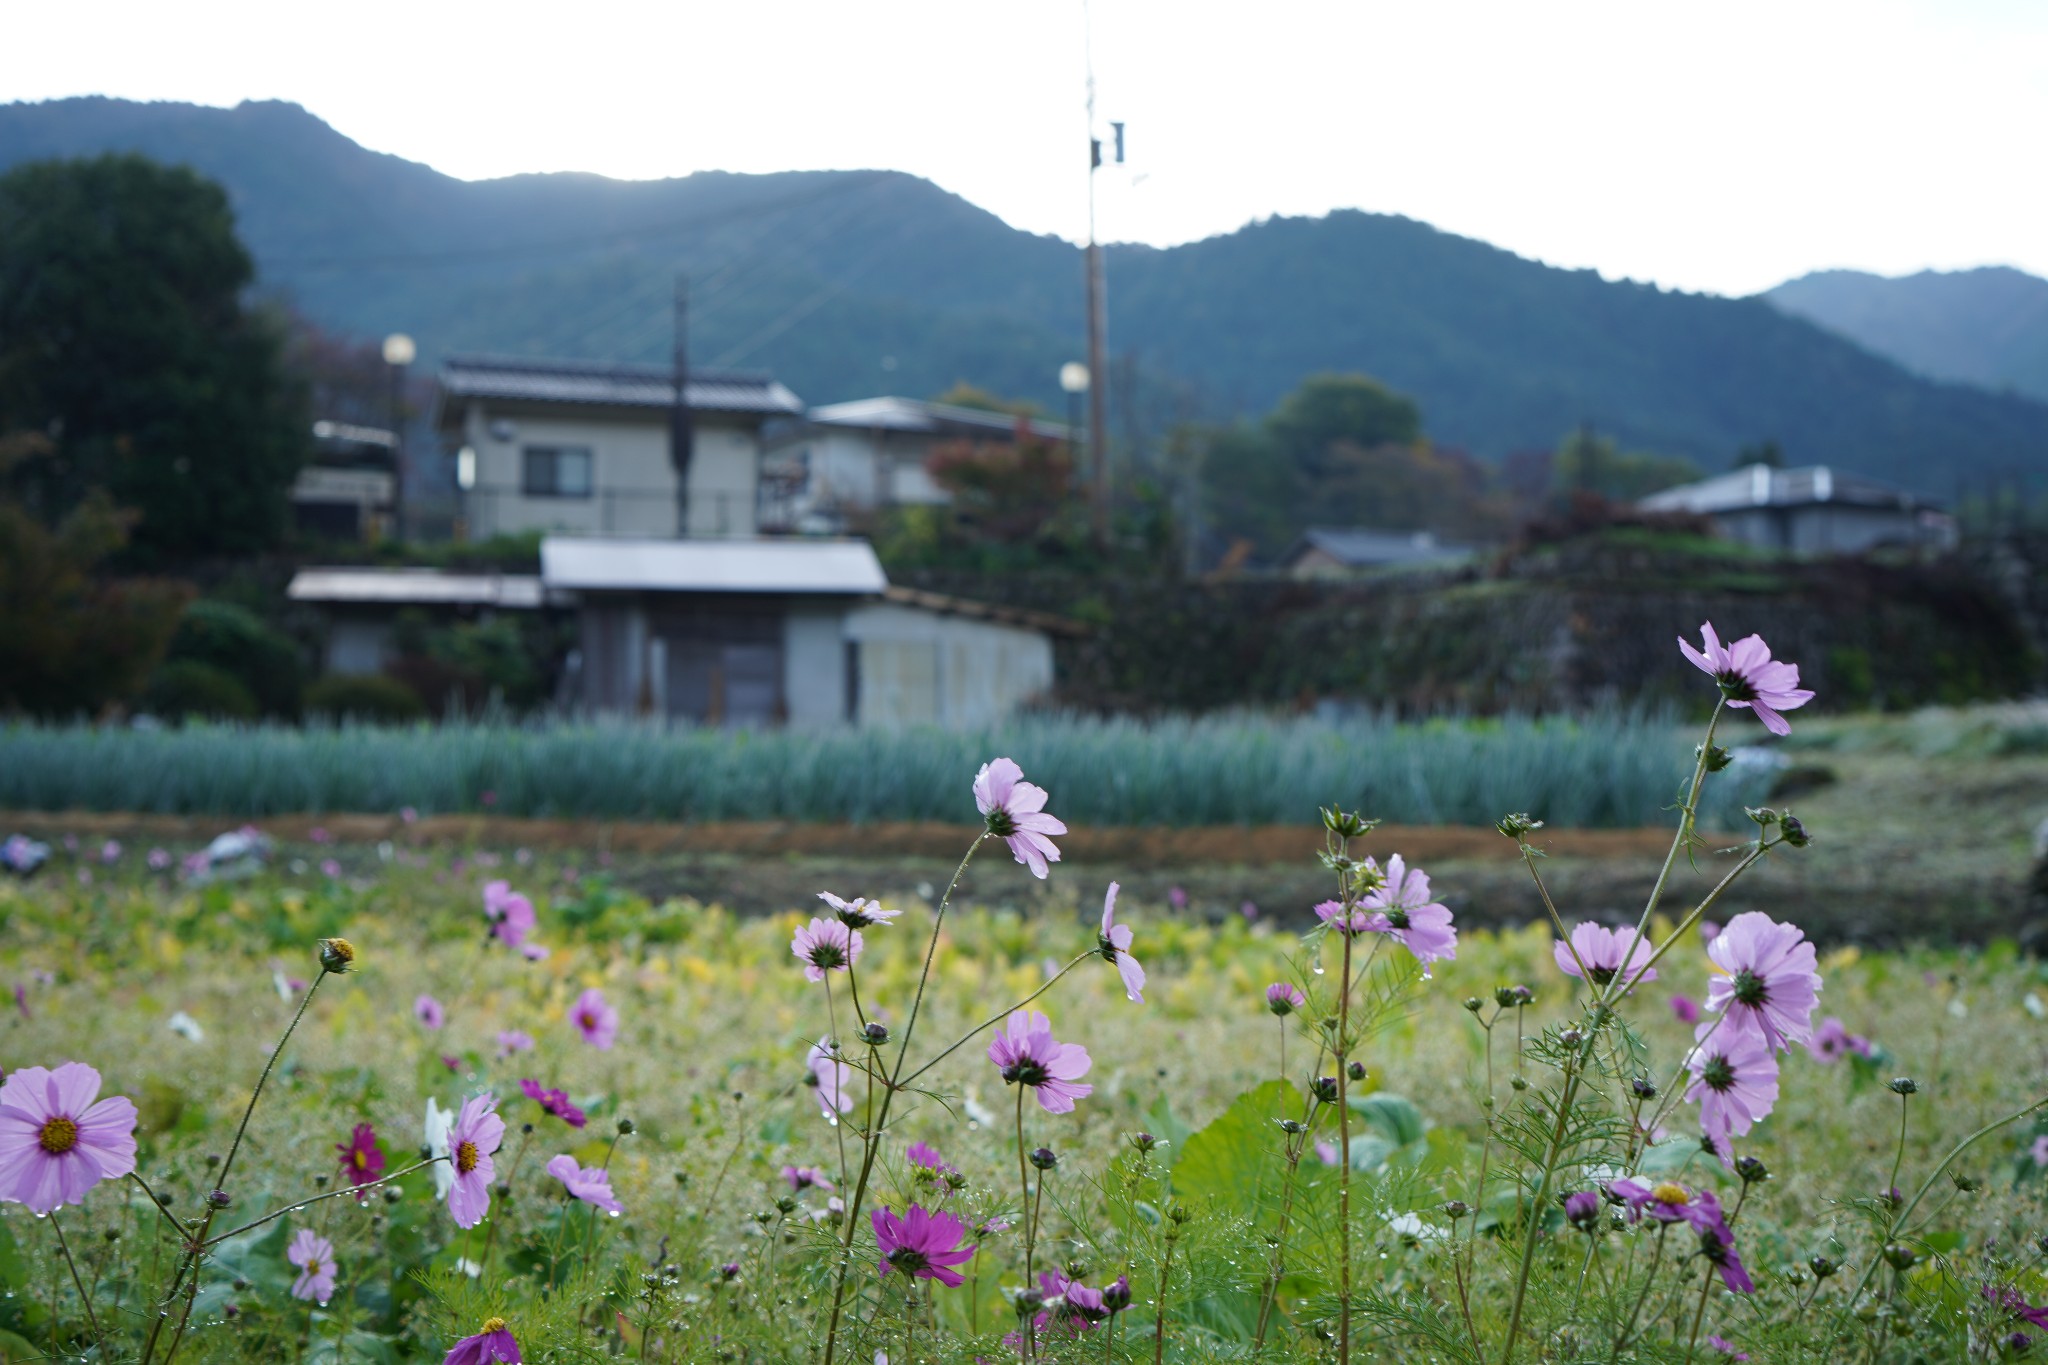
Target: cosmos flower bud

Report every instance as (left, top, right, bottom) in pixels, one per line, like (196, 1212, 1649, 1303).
(1882, 1244, 1916, 1270)
(1012, 1288, 1044, 1316)
(1441, 1200, 1470, 1220)
(206, 1189, 231, 1209)
(1510, 1076, 1528, 1091)
(1808, 1255, 1838, 1279)
(1745, 806, 1780, 829)
(616, 1118, 635, 1135)
(1347, 1061, 1367, 1082)
(1697, 743, 1733, 773)
(1101, 1277, 1132, 1313)
(1277, 1119, 1307, 1135)
(944, 1170, 967, 1190)
(1029, 1146, 1058, 1171)
(1495, 812, 1543, 839)
(1779, 815, 1810, 848)
(1320, 807, 1375, 840)
(1949, 1171, 1981, 1193)
(862, 1022, 890, 1046)
(1310, 1077, 1340, 1104)
(776, 1196, 797, 1214)
(1168, 1203, 1192, 1225)
(1631, 1076, 1658, 1100)
(382, 1184, 402, 1204)
(317, 937, 356, 975)
(1560, 1028, 1584, 1047)
(1493, 986, 1520, 1008)
(1130, 1132, 1160, 1153)
(1734, 1156, 1770, 1184)
(1512, 985, 1535, 1005)
(1463, 997, 1484, 1013)
(1887, 1077, 1919, 1096)
(719, 1262, 741, 1280)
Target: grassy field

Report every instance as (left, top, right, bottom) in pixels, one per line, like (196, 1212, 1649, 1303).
(2, 705, 2045, 1361)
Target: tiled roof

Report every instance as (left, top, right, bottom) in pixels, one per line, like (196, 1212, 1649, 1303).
(808, 396, 1072, 442)
(440, 355, 804, 416)
(1639, 464, 1936, 515)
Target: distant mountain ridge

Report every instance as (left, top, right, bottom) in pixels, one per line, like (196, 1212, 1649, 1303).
(4, 96, 2047, 496)
(1765, 266, 2048, 406)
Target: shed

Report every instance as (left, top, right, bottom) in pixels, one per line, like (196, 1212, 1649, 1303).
(287, 567, 551, 675)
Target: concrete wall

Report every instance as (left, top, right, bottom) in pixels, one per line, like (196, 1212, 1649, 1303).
(844, 601, 1053, 728)
(1714, 505, 1925, 555)
(783, 605, 850, 728)
(683, 425, 761, 538)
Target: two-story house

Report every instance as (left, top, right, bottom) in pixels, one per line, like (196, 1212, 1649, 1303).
(436, 355, 804, 540)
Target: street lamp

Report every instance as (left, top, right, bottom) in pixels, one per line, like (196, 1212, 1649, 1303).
(382, 333, 415, 541)
(1059, 362, 1089, 468)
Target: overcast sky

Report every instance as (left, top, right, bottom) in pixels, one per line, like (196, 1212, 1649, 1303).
(7, 0, 2045, 296)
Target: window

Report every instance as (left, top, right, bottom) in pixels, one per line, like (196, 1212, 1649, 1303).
(522, 446, 593, 498)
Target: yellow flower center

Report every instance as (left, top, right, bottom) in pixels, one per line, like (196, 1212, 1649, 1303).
(39, 1116, 79, 1155)
(481, 1317, 506, 1334)
(456, 1140, 479, 1175)
(353, 1150, 369, 1170)
(1651, 1182, 1689, 1206)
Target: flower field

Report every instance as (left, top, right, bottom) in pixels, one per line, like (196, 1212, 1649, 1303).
(3, 631, 2047, 1363)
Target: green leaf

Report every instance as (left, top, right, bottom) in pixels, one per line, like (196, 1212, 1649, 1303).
(0, 1220, 23, 1292)
(1171, 1080, 1297, 1218)
(1347, 1092, 1426, 1147)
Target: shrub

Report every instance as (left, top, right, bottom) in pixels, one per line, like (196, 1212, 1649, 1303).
(303, 673, 426, 723)
(143, 659, 258, 720)
(164, 599, 305, 718)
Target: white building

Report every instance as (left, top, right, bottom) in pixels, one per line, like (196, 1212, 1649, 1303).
(1638, 464, 1957, 554)
(435, 355, 804, 541)
(761, 396, 1072, 533)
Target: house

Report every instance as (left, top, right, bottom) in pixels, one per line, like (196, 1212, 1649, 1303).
(290, 420, 398, 541)
(759, 396, 1073, 533)
(1637, 464, 1957, 554)
(286, 567, 552, 675)
(1279, 527, 1474, 578)
(543, 537, 1067, 728)
(434, 355, 804, 541)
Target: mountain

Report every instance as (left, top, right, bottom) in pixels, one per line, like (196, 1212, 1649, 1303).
(6, 96, 2048, 495)
(1765, 266, 2048, 406)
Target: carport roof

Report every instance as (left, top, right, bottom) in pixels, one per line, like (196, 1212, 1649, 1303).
(540, 537, 888, 595)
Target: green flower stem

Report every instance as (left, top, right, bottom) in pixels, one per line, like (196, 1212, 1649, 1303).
(204, 1158, 443, 1246)
(49, 1209, 103, 1351)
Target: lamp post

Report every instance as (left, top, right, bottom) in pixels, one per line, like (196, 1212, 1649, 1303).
(1059, 361, 1089, 476)
(382, 332, 415, 541)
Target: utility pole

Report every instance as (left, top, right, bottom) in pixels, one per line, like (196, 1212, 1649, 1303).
(1083, 4, 1111, 550)
(671, 276, 694, 538)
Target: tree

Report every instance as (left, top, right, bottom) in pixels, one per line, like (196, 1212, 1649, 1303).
(0, 154, 310, 559)
(924, 435, 1074, 543)
(1550, 427, 1700, 501)
(1264, 373, 1422, 475)
(1735, 439, 1786, 469)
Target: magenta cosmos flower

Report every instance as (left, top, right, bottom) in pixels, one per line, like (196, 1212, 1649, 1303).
(571, 988, 618, 1050)
(1358, 854, 1458, 976)
(1554, 921, 1657, 988)
(1098, 883, 1146, 1003)
(907, 1141, 954, 1176)
(519, 1079, 587, 1129)
(545, 1154, 622, 1214)
(337, 1123, 385, 1200)
(872, 1204, 977, 1286)
(443, 1318, 521, 1365)
(1685, 1028, 1781, 1154)
(445, 1094, 505, 1229)
(1266, 982, 1306, 1016)
(415, 995, 446, 1029)
(1704, 912, 1821, 1051)
(791, 918, 862, 982)
(0, 1063, 137, 1213)
(973, 757, 1066, 879)
(783, 1164, 834, 1192)
(1679, 623, 1814, 737)
(1807, 1015, 1872, 1063)
(819, 891, 900, 929)
(807, 1039, 851, 1118)
(287, 1228, 338, 1305)
(482, 880, 535, 947)
(989, 1010, 1093, 1114)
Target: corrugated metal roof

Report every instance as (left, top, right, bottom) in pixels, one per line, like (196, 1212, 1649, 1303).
(1639, 464, 1932, 515)
(287, 568, 547, 608)
(541, 536, 888, 595)
(809, 395, 1071, 442)
(440, 355, 804, 416)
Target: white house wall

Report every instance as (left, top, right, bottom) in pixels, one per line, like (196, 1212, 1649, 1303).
(844, 602, 1053, 728)
(465, 405, 680, 539)
(684, 425, 761, 538)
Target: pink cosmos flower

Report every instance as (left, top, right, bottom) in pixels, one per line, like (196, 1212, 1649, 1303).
(415, 995, 446, 1030)
(792, 918, 862, 982)
(1678, 623, 1815, 737)
(973, 757, 1066, 879)
(1553, 922, 1656, 988)
(100, 840, 121, 864)
(807, 1040, 851, 1118)
(1671, 995, 1700, 1025)
(545, 1154, 622, 1214)
(989, 1010, 1093, 1114)
(571, 988, 618, 1050)
(1807, 1016, 1872, 1063)
(1685, 1029, 1781, 1155)
(1708, 1335, 1750, 1360)
(784, 1165, 835, 1192)
(445, 1094, 504, 1229)
(1315, 1139, 1342, 1167)
(482, 881, 537, 950)
(1690, 1191, 1754, 1293)
(1098, 883, 1146, 1003)
(906, 1142, 954, 1176)
(287, 1228, 337, 1305)
(519, 1079, 587, 1129)
(147, 847, 171, 870)
(1266, 982, 1306, 1016)
(443, 1318, 521, 1364)
(1704, 912, 1822, 1052)
(1357, 855, 1458, 976)
(0, 1063, 137, 1213)
(337, 1123, 385, 1200)
(872, 1204, 977, 1286)
(494, 1030, 535, 1058)
(819, 892, 900, 929)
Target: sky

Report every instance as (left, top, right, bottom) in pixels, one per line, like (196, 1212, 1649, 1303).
(6, 0, 2046, 297)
